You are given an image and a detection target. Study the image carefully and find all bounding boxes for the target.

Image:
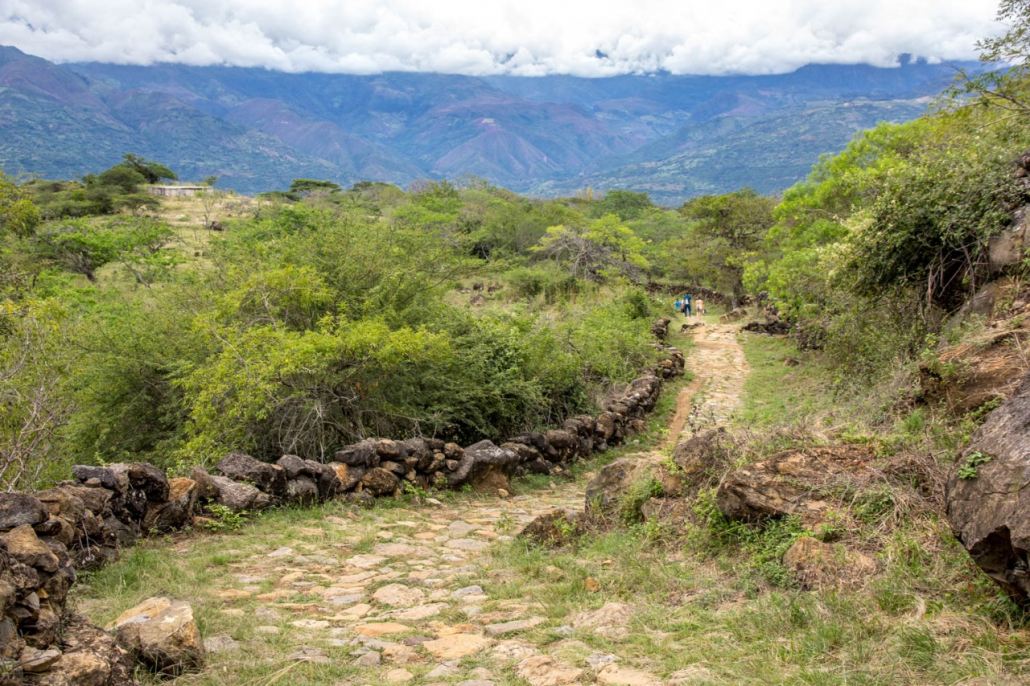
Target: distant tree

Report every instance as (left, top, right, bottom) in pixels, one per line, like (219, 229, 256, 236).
(678, 188, 775, 304)
(201, 175, 219, 187)
(94, 165, 147, 194)
(952, 0, 1030, 116)
(289, 179, 342, 196)
(597, 190, 655, 220)
(120, 154, 178, 184)
(0, 173, 41, 237)
(534, 214, 649, 281)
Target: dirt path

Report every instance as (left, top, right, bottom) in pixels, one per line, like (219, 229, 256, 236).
(665, 320, 750, 446)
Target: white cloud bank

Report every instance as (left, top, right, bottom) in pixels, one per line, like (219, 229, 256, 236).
(0, 0, 1004, 76)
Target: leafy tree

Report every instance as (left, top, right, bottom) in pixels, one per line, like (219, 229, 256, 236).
(94, 165, 146, 194)
(678, 188, 775, 303)
(289, 179, 341, 196)
(0, 173, 41, 237)
(597, 190, 655, 220)
(120, 153, 178, 184)
(534, 214, 650, 282)
(952, 0, 1030, 117)
(32, 220, 120, 283)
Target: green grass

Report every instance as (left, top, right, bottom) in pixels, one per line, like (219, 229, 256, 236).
(737, 332, 834, 428)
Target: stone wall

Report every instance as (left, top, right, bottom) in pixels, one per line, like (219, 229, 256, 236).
(0, 323, 684, 683)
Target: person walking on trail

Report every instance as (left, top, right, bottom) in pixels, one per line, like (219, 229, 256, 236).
(696, 298, 705, 316)
(682, 293, 693, 317)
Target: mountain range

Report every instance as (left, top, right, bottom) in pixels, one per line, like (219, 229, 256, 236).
(0, 45, 971, 204)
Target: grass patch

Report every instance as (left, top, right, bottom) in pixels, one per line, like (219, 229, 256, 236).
(737, 332, 834, 428)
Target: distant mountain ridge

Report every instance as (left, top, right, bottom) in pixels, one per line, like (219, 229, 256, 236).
(0, 45, 972, 203)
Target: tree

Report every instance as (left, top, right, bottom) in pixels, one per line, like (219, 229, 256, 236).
(597, 190, 654, 220)
(120, 154, 178, 184)
(0, 173, 40, 237)
(952, 0, 1030, 117)
(95, 165, 147, 194)
(678, 188, 775, 304)
(534, 214, 650, 282)
(32, 220, 120, 283)
(289, 179, 341, 196)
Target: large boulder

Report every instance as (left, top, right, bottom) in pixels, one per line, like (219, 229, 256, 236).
(188, 467, 219, 502)
(285, 477, 319, 505)
(214, 453, 287, 497)
(0, 493, 49, 530)
(333, 440, 380, 468)
(1, 525, 59, 573)
(783, 537, 877, 590)
(446, 440, 520, 488)
(72, 466, 129, 493)
(584, 454, 683, 516)
(106, 597, 204, 675)
(946, 372, 1030, 606)
(209, 476, 273, 512)
(360, 468, 401, 497)
(518, 509, 584, 547)
(141, 478, 198, 532)
(124, 463, 170, 503)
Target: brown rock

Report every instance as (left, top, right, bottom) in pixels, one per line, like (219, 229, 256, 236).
(1, 525, 58, 573)
(422, 633, 492, 660)
(361, 468, 401, 497)
(716, 446, 874, 524)
(516, 655, 583, 686)
(189, 466, 219, 501)
(215, 453, 287, 496)
(142, 478, 198, 532)
(40, 612, 137, 686)
(517, 509, 583, 548)
(783, 537, 877, 590)
(107, 597, 204, 674)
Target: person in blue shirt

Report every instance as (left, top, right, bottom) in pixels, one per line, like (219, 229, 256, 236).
(682, 293, 693, 316)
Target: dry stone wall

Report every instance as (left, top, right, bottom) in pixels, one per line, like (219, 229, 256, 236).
(0, 321, 683, 683)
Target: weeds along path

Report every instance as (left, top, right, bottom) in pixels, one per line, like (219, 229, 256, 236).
(665, 320, 749, 446)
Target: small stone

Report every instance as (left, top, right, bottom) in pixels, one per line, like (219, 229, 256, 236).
(383, 644, 419, 665)
(203, 635, 240, 654)
(596, 664, 661, 685)
(347, 554, 387, 568)
(291, 619, 330, 630)
(255, 607, 282, 620)
(267, 546, 294, 557)
(19, 647, 61, 673)
(423, 634, 493, 660)
(485, 617, 546, 637)
(373, 583, 426, 607)
(516, 655, 584, 686)
(585, 577, 601, 593)
(354, 651, 382, 667)
(385, 668, 415, 682)
(427, 662, 460, 678)
(289, 647, 330, 663)
(255, 626, 280, 635)
(585, 653, 618, 669)
(445, 539, 489, 552)
(451, 585, 486, 599)
(354, 622, 414, 637)
(391, 603, 446, 620)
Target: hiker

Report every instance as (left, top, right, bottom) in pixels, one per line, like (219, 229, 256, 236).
(674, 298, 682, 313)
(682, 293, 693, 317)
(696, 298, 705, 316)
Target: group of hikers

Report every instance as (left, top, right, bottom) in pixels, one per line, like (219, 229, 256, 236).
(675, 293, 705, 317)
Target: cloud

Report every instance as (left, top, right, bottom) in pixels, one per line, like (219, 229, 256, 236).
(0, 0, 1004, 76)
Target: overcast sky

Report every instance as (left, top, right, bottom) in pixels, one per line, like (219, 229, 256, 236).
(0, 0, 1004, 76)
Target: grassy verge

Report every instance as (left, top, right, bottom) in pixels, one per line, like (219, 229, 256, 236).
(736, 332, 835, 429)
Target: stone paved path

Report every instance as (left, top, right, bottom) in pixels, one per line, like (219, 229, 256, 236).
(668, 322, 749, 445)
(135, 325, 748, 685)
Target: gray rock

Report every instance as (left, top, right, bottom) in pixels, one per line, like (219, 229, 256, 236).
(0, 494, 49, 531)
(210, 475, 274, 512)
(947, 371, 1030, 606)
(203, 634, 240, 654)
(215, 453, 287, 497)
(189, 466, 220, 501)
(285, 476, 319, 504)
(276, 454, 307, 479)
(334, 440, 380, 468)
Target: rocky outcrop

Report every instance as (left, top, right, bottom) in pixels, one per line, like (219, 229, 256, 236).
(716, 446, 875, 524)
(946, 371, 1030, 606)
(742, 317, 791, 335)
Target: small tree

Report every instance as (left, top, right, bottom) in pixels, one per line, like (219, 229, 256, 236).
(0, 173, 40, 237)
(534, 214, 650, 282)
(32, 220, 120, 283)
(120, 154, 178, 184)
